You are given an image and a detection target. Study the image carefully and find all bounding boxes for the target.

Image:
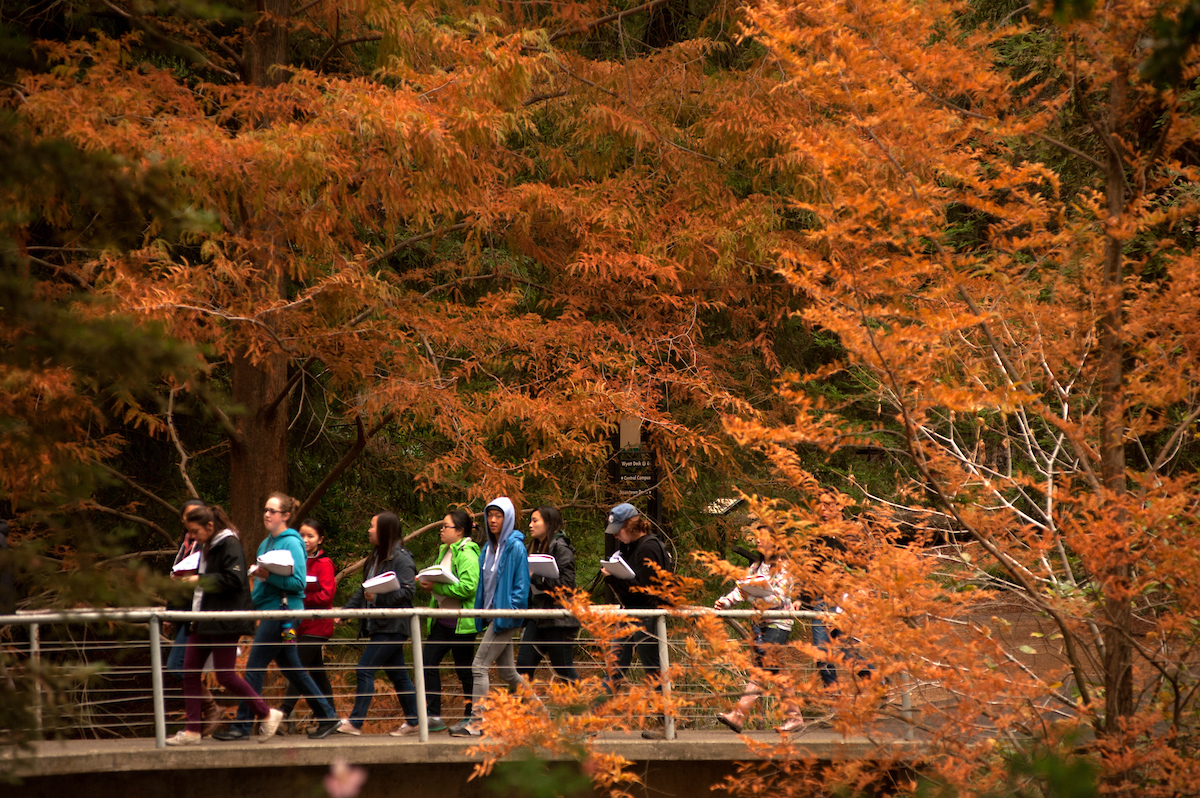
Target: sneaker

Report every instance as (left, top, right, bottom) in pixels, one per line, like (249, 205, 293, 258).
(427, 716, 448, 733)
(259, 708, 285, 739)
(389, 722, 420, 737)
(336, 720, 363, 736)
(448, 722, 482, 738)
(165, 730, 202, 746)
(308, 718, 341, 739)
(211, 726, 249, 741)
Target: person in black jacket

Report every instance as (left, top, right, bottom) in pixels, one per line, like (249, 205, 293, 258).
(166, 498, 223, 733)
(336, 511, 419, 736)
(516, 505, 580, 682)
(602, 508, 671, 690)
(167, 504, 283, 745)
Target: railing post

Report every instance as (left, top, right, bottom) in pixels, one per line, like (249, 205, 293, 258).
(150, 614, 166, 748)
(656, 613, 674, 741)
(900, 671, 914, 741)
(30, 622, 42, 737)
(410, 613, 428, 742)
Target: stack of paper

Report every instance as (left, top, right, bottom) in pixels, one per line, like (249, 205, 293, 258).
(256, 549, 295, 576)
(416, 566, 459, 585)
(736, 576, 774, 599)
(528, 554, 559, 579)
(363, 571, 400, 595)
(172, 551, 201, 576)
(602, 552, 635, 580)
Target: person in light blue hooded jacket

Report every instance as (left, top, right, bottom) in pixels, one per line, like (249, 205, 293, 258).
(448, 496, 531, 737)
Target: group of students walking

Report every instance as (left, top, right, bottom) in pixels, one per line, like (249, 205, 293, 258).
(163, 493, 612, 744)
(164, 492, 858, 745)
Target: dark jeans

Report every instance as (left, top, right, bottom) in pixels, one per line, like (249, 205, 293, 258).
(182, 633, 269, 733)
(279, 635, 332, 716)
(348, 632, 418, 728)
(517, 623, 579, 682)
(422, 623, 476, 717)
(812, 602, 872, 686)
(752, 625, 791, 673)
(166, 623, 189, 682)
(606, 621, 662, 691)
(232, 619, 337, 733)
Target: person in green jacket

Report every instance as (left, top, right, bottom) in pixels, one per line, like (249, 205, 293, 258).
(415, 508, 481, 732)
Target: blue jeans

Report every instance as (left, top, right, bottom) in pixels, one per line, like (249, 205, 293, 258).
(166, 623, 189, 682)
(752, 625, 791, 673)
(232, 619, 337, 732)
(812, 602, 872, 686)
(348, 632, 418, 729)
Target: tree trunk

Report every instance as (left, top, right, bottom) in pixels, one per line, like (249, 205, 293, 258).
(228, 0, 293, 557)
(1099, 61, 1133, 731)
(242, 0, 292, 87)
(229, 351, 289, 558)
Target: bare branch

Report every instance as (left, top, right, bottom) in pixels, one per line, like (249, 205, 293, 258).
(97, 464, 180, 517)
(83, 503, 175, 547)
(295, 410, 396, 520)
(315, 32, 383, 73)
(548, 0, 671, 42)
(366, 220, 475, 267)
(166, 387, 200, 499)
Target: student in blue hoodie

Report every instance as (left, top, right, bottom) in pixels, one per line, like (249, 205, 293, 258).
(448, 497, 531, 737)
(215, 492, 341, 741)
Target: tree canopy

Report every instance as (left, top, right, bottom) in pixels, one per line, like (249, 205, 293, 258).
(4, 0, 1200, 792)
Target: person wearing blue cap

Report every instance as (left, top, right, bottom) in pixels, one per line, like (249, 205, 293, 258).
(601, 503, 671, 694)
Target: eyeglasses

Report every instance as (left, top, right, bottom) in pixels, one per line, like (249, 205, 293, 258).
(442, 524, 459, 530)
(263, 508, 285, 515)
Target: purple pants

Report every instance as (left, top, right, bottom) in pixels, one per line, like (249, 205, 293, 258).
(182, 632, 270, 733)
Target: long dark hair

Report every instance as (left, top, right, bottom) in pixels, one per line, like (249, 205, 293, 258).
(370, 512, 403, 572)
(529, 504, 563, 555)
(184, 503, 239, 556)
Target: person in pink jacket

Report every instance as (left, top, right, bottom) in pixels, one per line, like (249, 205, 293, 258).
(277, 518, 337, 730)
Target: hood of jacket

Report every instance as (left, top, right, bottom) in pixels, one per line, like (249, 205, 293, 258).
(483, 496, 516, 550)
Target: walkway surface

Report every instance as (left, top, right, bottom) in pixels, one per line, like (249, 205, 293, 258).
(5, 723, 924, 778)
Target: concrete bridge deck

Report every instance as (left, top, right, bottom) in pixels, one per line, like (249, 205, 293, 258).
(5, 725, 924, 798)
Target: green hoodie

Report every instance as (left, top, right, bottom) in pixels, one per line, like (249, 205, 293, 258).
(423, 536, 481, 635)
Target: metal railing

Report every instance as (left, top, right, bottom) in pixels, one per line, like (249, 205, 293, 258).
(1, 606, 914, 748)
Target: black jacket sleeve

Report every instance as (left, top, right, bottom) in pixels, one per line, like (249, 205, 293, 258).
(531, 535, 576, 592)
(372, 547, 416, 609)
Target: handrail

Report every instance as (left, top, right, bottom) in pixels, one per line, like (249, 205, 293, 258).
(0, 607, 828, 624)
(2, 605, 905, 748)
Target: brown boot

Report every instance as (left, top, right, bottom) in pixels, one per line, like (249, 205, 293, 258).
(716, 692, 759, 733)
(201, 692, 224, 737)
(776, 711, 805, 735)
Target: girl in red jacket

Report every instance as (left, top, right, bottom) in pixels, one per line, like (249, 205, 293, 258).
(278, 518, 337, 729)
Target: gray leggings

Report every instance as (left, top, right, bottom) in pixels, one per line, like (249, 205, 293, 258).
(470, 624, 522, 709)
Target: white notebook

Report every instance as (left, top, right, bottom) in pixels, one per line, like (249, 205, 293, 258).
(602, 552, 635, 580)
(172, 551, 201, 576)
(528, 554, 559, 579)
(363, 571, 400, 595)
(256, 549, 295, 577)
(416, 565, 459, 585)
